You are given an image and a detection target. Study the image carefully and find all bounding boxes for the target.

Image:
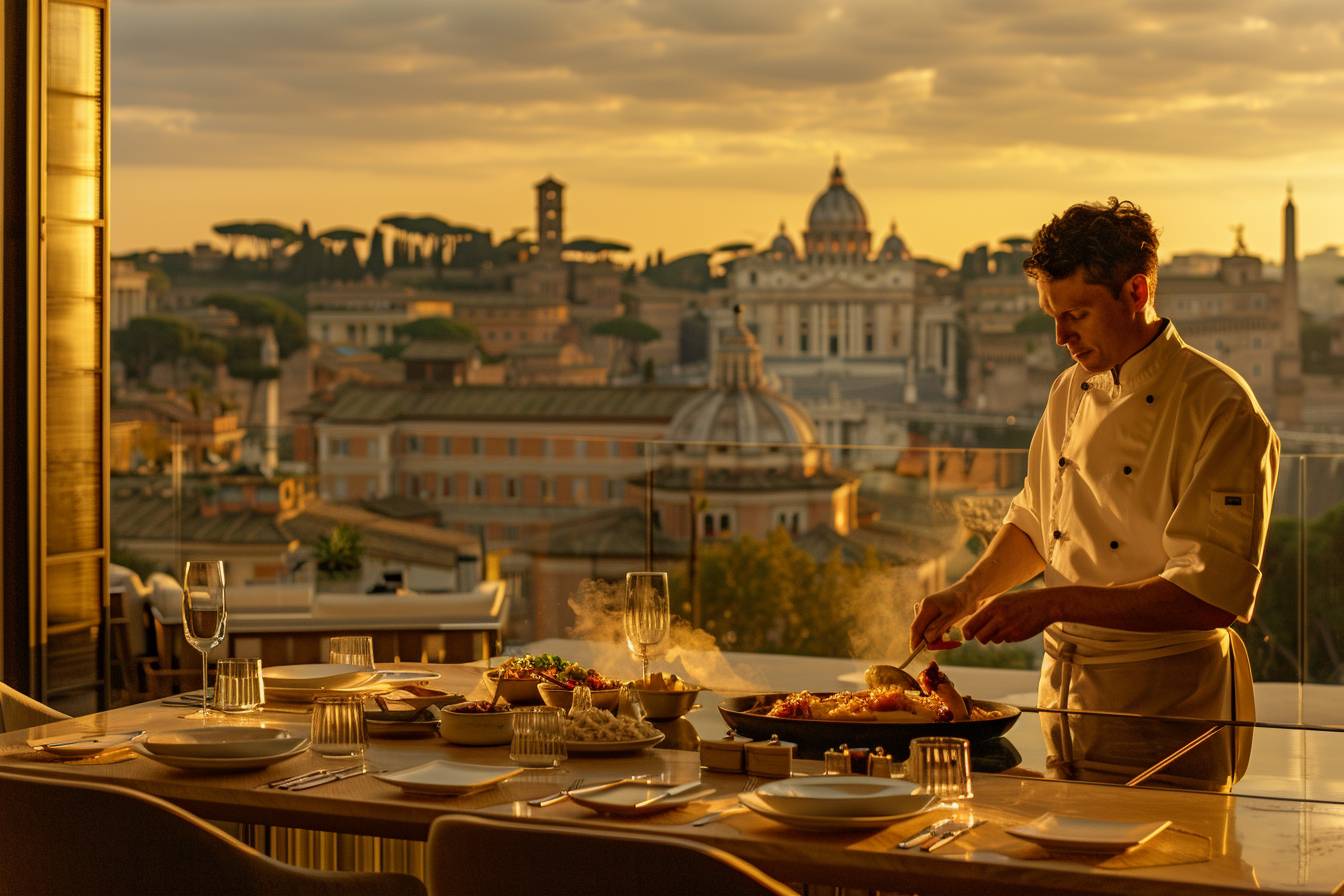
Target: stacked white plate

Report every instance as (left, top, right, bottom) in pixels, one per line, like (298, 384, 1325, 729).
(261, 665, 440, 702)
(130, 726, 309, 771)
(741, 776, 935, 831)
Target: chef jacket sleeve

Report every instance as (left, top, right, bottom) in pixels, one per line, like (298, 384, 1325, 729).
(1160, 406, 1279, 621)
(1003, 407, 1049, 563)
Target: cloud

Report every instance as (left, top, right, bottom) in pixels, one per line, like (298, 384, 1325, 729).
(109, 0, 1344, 259)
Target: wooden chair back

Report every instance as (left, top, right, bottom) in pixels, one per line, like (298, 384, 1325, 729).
(0, 772, 426, 896)
(425, 813, 796, 896)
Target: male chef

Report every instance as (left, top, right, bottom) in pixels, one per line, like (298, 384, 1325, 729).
(910, 198, 1278, 784)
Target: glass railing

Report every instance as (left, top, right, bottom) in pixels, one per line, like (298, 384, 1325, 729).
(106, 423, 1344, 802)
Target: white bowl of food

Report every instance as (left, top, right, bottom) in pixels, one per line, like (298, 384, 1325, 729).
(438, 701, 514, 746)
(538, 683, 620, 713)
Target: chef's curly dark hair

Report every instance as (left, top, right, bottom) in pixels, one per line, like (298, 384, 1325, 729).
(1023, 197, 1159, 300)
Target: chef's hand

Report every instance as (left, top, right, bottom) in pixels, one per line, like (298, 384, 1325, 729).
(961, 591, 1056, 644)
(910, 587, 972, 651)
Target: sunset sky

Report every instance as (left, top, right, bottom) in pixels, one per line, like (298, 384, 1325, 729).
(111, 0, 1344, 267)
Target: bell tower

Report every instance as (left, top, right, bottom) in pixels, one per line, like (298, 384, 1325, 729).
(535, 175, 565, 259)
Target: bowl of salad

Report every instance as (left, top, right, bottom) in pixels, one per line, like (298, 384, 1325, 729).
(537, 665, 622, 712)
(482, 654, 573, 705)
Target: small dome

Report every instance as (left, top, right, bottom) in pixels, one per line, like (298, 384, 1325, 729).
(665, 305, 821, 471)
(878, 220, 910, 262)
(769, 220, 797, 262)
(807, 162, 868, 232)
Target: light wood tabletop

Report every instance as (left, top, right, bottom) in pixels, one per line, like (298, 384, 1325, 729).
(3, 663, 1342, 895)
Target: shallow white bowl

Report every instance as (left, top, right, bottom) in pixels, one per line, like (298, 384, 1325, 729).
(143, 726, 305, 759)
(755, 775, 930, 818)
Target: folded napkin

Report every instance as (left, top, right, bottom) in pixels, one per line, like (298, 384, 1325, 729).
(7, 746, 137, 766)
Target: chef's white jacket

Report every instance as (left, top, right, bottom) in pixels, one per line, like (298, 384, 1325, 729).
(1004, 321, 1278, 780)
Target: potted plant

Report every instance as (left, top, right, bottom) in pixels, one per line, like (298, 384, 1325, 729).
(313, 524, 364, 592)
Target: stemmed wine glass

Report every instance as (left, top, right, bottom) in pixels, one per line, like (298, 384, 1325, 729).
(624, 571, 670, 682)
(181, 560, 227, 719)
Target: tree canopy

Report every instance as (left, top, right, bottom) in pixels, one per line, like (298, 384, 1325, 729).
(111, 316, 198, 384)
(203, 293, 307, 357)
(393, 316, 477, 343)
(591, 316, 661, 344)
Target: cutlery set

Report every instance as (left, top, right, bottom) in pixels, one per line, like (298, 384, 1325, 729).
(898, 817, 986, 852)
(527, 775, 654, 808)
(267, 765, 370, 791)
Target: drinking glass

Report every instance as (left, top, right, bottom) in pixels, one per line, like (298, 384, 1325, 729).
(311, 695, 368, 764)
(907, 736, 973, 809)
(624, 571, 670, 682)
(181, 560, 226, 719)
(329, 635, 375, 671)
(510, 706, 567, 768)
(213, 658, 265, 713)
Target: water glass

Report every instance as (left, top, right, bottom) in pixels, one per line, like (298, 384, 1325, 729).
(907, 736, 973, 807)
(329, 635, 375, 670)
(213, 658, 264, 713)
(510, 707, 567, 768)
(311, 695, 368, 762)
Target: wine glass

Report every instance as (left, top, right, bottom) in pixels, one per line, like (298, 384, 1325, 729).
(624, 571, 670, 682)
(181, 560, 227, 719)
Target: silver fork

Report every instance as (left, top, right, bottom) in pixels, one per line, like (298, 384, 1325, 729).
(742, 776, 762, 792)
(527, 777, 585, 808)
(689, 777, 760, 827)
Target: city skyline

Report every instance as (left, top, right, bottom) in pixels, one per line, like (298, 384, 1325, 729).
(112, 1, 1343, 264)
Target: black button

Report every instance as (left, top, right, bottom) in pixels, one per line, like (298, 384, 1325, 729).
(1123, 465, 1133, 475)
(1058, 457, 1067, 468)
(1146, 394, 1155, 404)
(1053, 530, 1062, 540)
(1110, 540, 1119, 550)
(1081, 382, 1090, 391)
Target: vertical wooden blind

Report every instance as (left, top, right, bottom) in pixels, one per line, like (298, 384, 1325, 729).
(39, 0, 109, 704)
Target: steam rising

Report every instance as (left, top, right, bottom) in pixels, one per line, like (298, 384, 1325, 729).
(844, 567, 928, 665)
(566, 579, 764, 692)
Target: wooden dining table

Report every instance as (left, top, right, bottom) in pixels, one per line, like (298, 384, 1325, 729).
(3, 662, 1343, 896)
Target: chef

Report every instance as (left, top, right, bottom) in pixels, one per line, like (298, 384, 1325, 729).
(910, 198, 1278, 786)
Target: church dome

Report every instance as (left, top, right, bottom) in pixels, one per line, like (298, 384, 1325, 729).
(665, 306, 821, 471)
(803, 159, 872, 262)
(769, 221, 797, 262)
(877, 220, 910, 262)
(807, 162, 868, 232)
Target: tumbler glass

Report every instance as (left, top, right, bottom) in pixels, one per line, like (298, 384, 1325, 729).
(311, 694, 368, 763)
(213, 658, 264, 713)
(329, 636, 375, 671)
(510, 706, 567, 768)
(907, 736, 973, 808)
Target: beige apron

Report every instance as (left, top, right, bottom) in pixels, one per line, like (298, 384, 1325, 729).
(1039, 625, 1255, 790)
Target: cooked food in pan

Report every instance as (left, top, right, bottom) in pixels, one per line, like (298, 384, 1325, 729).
(762, 662, 1005, 723)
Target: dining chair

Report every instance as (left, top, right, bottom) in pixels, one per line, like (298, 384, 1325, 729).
(425, 813, 796, 896)
(0, 681, 69, 734)
(0, 772, 426, 896)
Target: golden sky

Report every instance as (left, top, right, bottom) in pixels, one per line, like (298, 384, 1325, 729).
(112, 0, 1344, 267)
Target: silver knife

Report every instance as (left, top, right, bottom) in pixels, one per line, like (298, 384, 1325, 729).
(634, 780, 703, 809)
(923, 818, 986, 852)
(897, 818, 955, 849)
(285, 766, 370, 791)
(690, 806, 747, 827)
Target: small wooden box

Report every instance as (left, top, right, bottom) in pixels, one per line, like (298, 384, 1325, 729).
(700, 732, 752, 773)
(744, 734, 795, 779)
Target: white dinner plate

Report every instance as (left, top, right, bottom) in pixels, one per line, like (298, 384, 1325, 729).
(372, 760, 524, 796)
(130, 737, 310, 772)
(262, 664, 379, 690)
(563, 733, 665, 754)
(755, 776, 930, 818)
(143, 726, 306, 759)
(29, 731, 143, 758)
(569, 782, 715, 817)
(1005, 813, 1172, 854)
(737, 791, 933, 832)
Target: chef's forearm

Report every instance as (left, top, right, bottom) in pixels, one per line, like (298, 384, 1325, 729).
(1046, 576, 1237, 632)
(959, 523, 1046, 609)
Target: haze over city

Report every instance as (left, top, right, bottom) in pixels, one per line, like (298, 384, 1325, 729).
(111, 0, 1343, 263)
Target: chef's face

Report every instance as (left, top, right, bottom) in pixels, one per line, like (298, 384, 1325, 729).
(1036, 270, 1154, 373)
